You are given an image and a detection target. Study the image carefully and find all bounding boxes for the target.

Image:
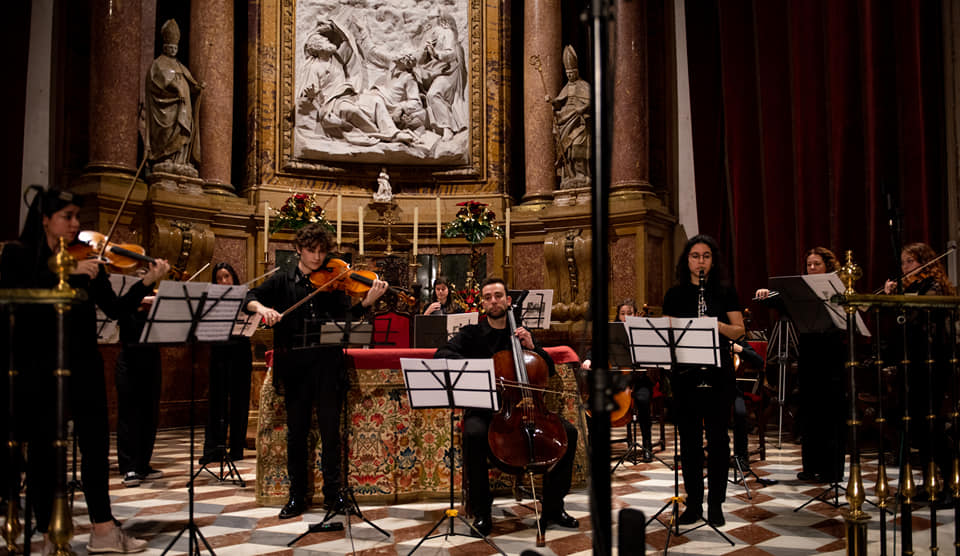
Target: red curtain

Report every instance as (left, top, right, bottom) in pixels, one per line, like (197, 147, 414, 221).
(685, 0, 946, 315)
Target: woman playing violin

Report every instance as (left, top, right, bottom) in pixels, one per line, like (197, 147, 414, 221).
(883, 242, 956, 507)
(434, 278, 579, 538)
(0, 186, 169, 553)
(244, 223, 388, 519)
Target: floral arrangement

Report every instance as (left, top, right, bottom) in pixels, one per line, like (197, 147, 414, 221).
(454, 284, 481, 312)
(270, 192, 335, 234)
(443, 201, 504, 244)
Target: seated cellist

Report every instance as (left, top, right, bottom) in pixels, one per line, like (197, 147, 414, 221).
(434, 277, 580, 537)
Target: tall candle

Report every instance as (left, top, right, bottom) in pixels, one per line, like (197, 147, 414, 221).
(358, 205, 364, 256)
(436, 196, 442, 244)
(505, 207, 511, 259)
(264, 201, 270, 258)
(336, 194, 342, 248)
(413, 207, 419, 257)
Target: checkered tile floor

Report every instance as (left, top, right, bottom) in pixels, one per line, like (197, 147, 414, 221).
(21, 426, 960, 555)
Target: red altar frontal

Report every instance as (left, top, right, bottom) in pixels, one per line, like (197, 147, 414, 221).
(254, 347, 588, 506)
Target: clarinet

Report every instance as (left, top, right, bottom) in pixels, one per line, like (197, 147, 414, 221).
(697, 270, 707, 317)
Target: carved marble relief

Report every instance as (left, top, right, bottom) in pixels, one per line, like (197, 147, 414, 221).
(544, 229, 591, 322)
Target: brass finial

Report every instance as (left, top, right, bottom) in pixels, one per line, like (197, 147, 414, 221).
(48, 238, 77, 293)
(838, 250, 862, 297)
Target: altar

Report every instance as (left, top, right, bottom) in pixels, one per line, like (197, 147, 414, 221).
(254, 346, 587, 506)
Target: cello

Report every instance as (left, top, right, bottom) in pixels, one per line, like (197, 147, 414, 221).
(487, 302, 568, 546)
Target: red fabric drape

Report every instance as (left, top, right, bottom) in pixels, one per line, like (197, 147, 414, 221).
(686, 0, 946, 322)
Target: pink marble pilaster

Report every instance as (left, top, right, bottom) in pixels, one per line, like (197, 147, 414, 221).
(190, 0, 236, 196)
(88, 0, 141, 173)
(522, 0, 562, 204)
(610, 0, 652, 194)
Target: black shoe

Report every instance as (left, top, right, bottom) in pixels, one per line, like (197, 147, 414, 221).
(539, 509, 579, 531)
(796, 471, 822, 482)
(708, 506, 725, 526)
(642, 448, 654, 463)
(323, 494, 346, 512)
(677, 508, 702, 525)
(279, 497, 307, 519)
(472, 514, 493, 537)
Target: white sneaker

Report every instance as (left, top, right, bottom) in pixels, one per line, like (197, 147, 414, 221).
(86, 525, 147, 554)
(121, 471, 141, 487)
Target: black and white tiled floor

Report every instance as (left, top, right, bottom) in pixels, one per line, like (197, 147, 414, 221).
(23, 426, 960, 555)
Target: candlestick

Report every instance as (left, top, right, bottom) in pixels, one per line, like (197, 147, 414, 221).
(436, 196, 442, 245)
(358, 205, 364, 256)
(505, 206, 511, 259)
(336, 194, 342, 249)
(264, 201, 270, 259)
(413, 206, 419, 257)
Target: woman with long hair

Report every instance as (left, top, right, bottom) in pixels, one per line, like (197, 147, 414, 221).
(663, 235, 744, 527)
(201, 262, 254, 465)
(423, 276, 462, 315)
(0, 186, 169, 553)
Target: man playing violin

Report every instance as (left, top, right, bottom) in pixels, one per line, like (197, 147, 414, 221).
(245, 222, 388, 519)
(434, 277, 579, 537)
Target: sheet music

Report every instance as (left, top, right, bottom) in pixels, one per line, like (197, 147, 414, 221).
(520, 289, 553, 329)
(232, 309, 260, 337)
(800, 273, 871, 336)
(96, 273, 140, 344)
(140, 281, 205, 344)
(623, 316, 721, 368)
(194, 284, 247, 343)
(446, 312, 479, 338)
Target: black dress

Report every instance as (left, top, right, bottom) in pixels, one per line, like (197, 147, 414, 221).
(662, 280, 740, 513)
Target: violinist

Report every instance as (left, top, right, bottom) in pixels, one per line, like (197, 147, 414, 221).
(882, 242, 956, 508)
(0, 186, 169, 553)
(244, 223, 388, 519)
(201, 262, 253, 466)
(663, 235, 743, 527)
(434, 278, 579, 537)
(115, 267, 164, 487)
(581, 300, 656, 462)
(423, 276, 462, 315)
(757, 246, 845, 485)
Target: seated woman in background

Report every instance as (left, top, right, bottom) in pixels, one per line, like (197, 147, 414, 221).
(423, 276, 463, 315)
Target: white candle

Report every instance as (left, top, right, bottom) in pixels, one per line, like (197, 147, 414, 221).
(436, 196, 442, 244)
(505, 207, 511, 259)
(358, 205, 364, 256)
(413, 207, 419, 257)
(336, 194, 342, 248)
(264, 201, 270, 258)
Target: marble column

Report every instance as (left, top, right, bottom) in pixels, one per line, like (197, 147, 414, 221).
(522, 0, 562, 205)
(190, 0, 236, 196)
(87, 0, 141, 174)
(610, 0, 653, 195)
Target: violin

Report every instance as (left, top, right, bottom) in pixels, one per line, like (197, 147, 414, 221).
(309, 258, 416, 306)
(67, 230, 160, 273)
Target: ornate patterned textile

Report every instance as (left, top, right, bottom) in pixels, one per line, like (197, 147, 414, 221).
(255, 347, 586, 505)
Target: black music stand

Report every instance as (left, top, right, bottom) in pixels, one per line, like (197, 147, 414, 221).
(400, 357, 506, 556)
(607, 321, 669, 471)
(141, 281, 245, 556)
(517, 289, 553, 330)
(286, 319, 390, 548)
(623, 316, 734, 553)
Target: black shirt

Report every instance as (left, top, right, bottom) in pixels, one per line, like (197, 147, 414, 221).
(662, 280, 742, 385)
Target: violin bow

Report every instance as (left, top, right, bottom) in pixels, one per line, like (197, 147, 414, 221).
(872, 246, 956, 294)
(243, 266, 280, 288)
(278, 267, 352, 320)
(97, 154, 149, 260)
(184, 262, 211, 283)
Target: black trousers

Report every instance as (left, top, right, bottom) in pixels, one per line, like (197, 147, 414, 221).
(631, 374, 654, 450)
(798, 333, 846, 482)
(29, 351, 113, 531)
(203, 338, 252, 460)
(462, 409, 577, 517)
(280, 348, 345, 502)
(115, 344, 161, 474)
(673, 374, 733, 511)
